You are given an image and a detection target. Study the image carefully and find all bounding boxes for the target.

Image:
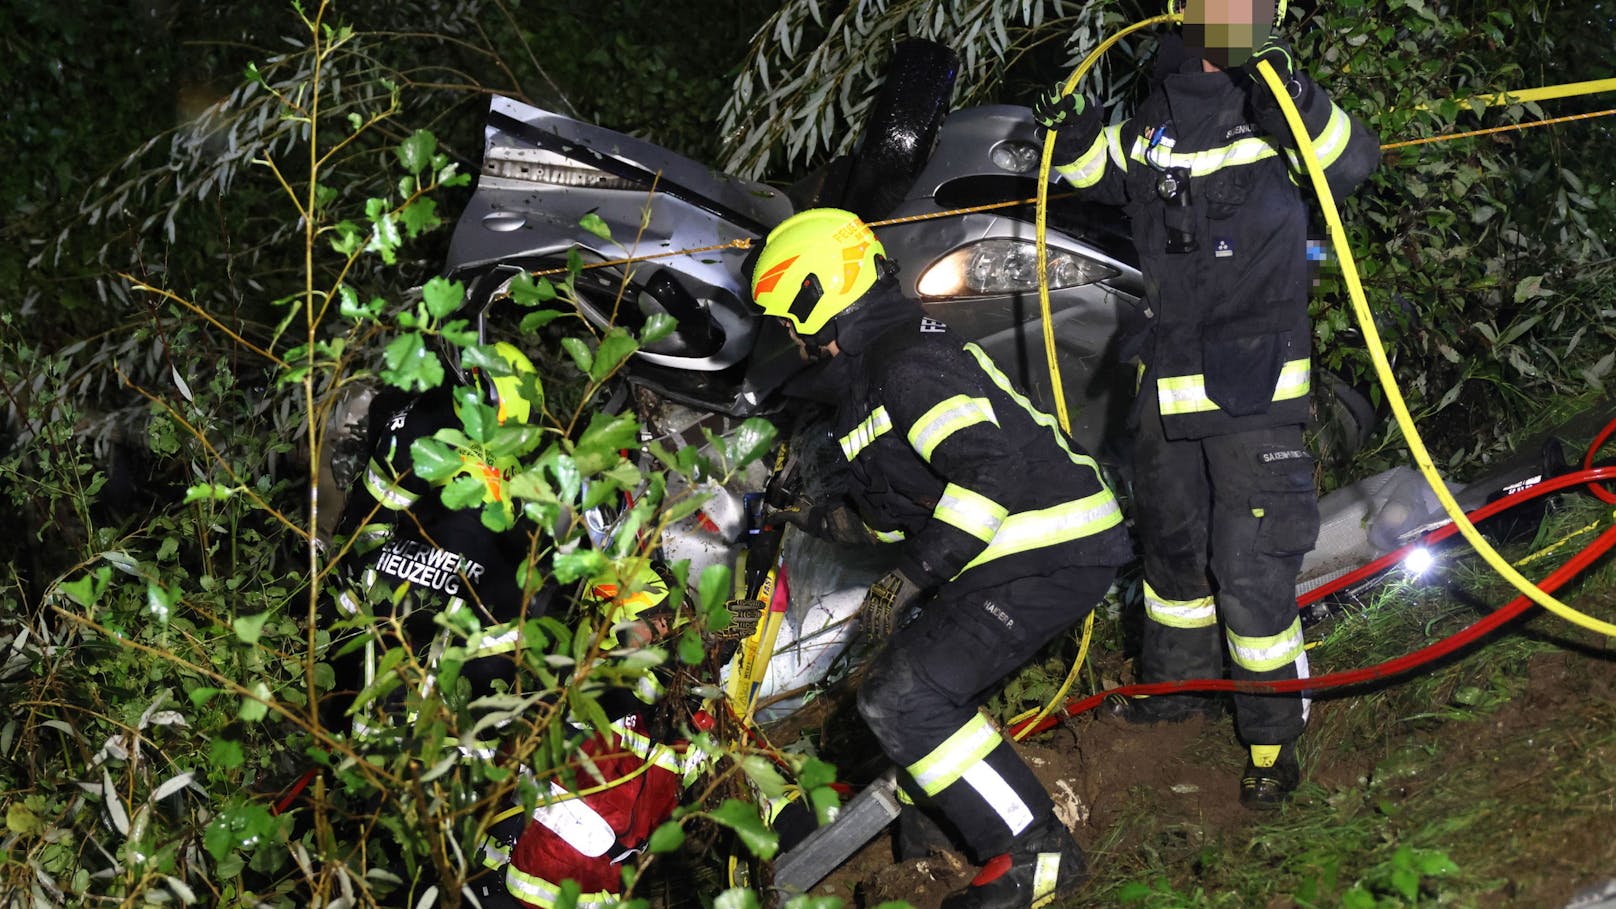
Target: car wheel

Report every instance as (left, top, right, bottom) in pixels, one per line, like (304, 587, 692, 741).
(838, 38, 959, 221)
(1311, 370, 1378, 467)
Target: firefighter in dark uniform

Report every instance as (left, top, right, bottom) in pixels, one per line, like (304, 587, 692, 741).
(1033, 0, 1379, 807)
(328, 340, 552, 732)
(328, 339, 691, 909)
(750, 208, 1134, 909)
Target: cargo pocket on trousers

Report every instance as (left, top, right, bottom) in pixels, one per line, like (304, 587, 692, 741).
(1250, 489, 1321, 559)
(913, 598, 1026, 709)
(1203, 328, 1286, 417)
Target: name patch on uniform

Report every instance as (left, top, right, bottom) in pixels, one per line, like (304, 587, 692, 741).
(1225, 123, 1256, 140)
(981, 599, 1014, 631)
(920, 317, 948, 333)
(1214, 237, 1234, 258)
(1260, 449, 1309, 463)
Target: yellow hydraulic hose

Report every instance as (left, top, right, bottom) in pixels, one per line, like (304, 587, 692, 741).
(1412, 77, 1616, 111)
(1034, 12, 1177, 436)
(1022, 21, 1616, 738)
(1014, 13, 1179, 740)
(1253, 58, 1616, 638)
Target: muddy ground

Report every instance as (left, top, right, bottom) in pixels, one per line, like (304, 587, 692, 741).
(791, 624, 1616, 908)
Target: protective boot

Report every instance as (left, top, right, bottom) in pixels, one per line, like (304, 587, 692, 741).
(1106, 693, 1223, 726)
(939, 815, 1088, 909)
(1239, 742, 1300, 810)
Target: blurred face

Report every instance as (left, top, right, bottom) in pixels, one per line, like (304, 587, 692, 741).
(1182, 0, 1275, 68)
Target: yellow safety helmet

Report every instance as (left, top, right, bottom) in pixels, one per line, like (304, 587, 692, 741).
(592, 560, 672, 626)
(750, 208, 888, 338)
(487, 341, 537, 425)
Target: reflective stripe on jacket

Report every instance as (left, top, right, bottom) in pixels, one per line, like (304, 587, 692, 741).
(1054, 51, 1378, 440)
(833, 304, 1131, 588)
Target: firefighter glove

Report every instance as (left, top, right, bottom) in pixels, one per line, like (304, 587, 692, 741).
(1246, 37, 1315, 141)
(772, 499, 870, 546)
(1245, 36, 1295, 87)
(865, 568, 929, 639)
(1032, 82, 1102, 169)
(1032, 86, 1086, 130)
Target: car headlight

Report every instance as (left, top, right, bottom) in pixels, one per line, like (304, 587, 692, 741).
(915, 238, 1120, 299)
(989, 140, 1041, 174)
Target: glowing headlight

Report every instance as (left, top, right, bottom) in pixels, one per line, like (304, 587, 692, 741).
(1403, 546, 1434, 577)
(915, 238, 1120, 299)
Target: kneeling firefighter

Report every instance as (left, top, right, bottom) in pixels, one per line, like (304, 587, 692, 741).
(750, 208, 1134, 908)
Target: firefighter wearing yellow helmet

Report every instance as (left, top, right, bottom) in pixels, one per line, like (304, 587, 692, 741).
(751, 206, 891, 343)
(1032, 0, 1380, 810)
(750, 208, 1133, 909)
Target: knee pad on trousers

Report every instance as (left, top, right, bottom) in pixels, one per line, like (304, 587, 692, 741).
(857, 648, 919, 744)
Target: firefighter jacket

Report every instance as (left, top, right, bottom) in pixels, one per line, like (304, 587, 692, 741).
(1052, 34, 1380, 440)
(795, 282, 1133, 592)
(334, 384, 546, 629)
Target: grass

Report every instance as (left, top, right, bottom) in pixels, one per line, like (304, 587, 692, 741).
(1065, 477, 1616, 908)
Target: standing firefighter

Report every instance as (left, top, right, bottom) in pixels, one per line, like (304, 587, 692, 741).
(751, 208, 1133, 908)
(1033, 0, 1379, 807)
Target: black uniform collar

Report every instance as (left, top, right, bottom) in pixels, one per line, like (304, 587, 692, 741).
(825, 279, 923, 357)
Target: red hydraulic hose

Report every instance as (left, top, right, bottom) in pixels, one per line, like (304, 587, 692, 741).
(1009, 464, 1616, 739)
(1580, 415, 1616, 504)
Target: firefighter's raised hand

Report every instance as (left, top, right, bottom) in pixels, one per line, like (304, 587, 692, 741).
(1245, 36, 1295, 88)
(1032, 82, 1102, 170)
(1032, 85, 1098, 139)
(1245, 37, 1315, 142)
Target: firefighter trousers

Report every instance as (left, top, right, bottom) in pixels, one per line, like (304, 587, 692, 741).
(857, 564, 1115, 860)
(1131, 395, 1319, 746)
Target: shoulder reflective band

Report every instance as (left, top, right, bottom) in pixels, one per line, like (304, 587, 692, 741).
(363, 458, 418, 511)
(839, 405, 893, 461)
(934, 483, 1009, 543)
(1156, 358, 1310, 415)
(1143, 582, 1217, 629)
(1226, 617, 1306, 673)
(907, 394, 998, 462)
(963, 344, 1105, 475)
